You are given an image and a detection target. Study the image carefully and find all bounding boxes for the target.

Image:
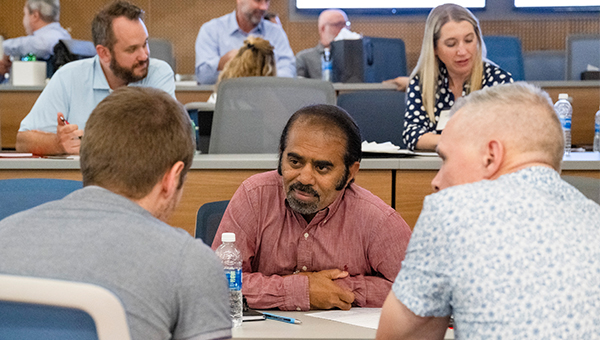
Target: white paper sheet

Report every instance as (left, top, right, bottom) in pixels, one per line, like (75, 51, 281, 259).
(306, 308, 455, 339)
(306, 308, 381, 329)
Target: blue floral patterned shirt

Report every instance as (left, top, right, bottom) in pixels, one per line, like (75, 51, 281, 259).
(393, 166, 600, 339)
(403, 62, 513, 150)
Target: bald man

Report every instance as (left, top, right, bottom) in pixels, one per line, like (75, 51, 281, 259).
(295, 9, 349, 79)
(377, 82, 600, 339)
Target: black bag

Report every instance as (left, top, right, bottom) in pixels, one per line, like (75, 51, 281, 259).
(330, 39, 364, 83)
(48, 39, 96, 77)
(330, 37, 407, 83)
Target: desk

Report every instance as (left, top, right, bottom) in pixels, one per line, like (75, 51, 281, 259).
(2, 81, 598, 149)
(233, 311, 376, 340)
(233, 310, 455, 340)
(0, 153, 597, 236)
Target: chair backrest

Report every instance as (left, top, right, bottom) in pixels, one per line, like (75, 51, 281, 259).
(566, 34, 600, 80)
(148, 38, 176, 72)
(185, 102, 215, 154)
(0, 274, 131, 340)
(524, 50, 565, 81)
(0, 178, 82, 221)
(195, 200, 230, 245)
(562, 175, 600, 204)
(49, 39, 96, 77)
(337, 90, 406, 149)
(330, 37, 407, 83)
(209, 77, 336, 154)
(484, 35, 525, 81)
(363, 37, 407, 83)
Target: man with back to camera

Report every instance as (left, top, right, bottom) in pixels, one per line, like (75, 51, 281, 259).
(212, 104, 413, 311)
(16, 0, 175, 156)
(295, 9, 349, 79)
(376, 82, 600, 339)
(195, 0, 295, 85)
(0, 0, 71, 80)
(0, 86, 232, 340)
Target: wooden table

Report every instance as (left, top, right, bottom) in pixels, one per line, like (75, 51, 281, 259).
(1, 153, 597, 236)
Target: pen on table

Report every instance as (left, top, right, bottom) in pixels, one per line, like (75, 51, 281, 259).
(261, 312, 302, 324)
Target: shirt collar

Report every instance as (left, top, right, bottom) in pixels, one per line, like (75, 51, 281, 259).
(33, 22, 61, 35)
(91, 55, 111, 91)
(227, 10, 265, 36)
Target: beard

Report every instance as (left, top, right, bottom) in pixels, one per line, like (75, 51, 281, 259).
(285, 170, 349, 215)
(110, 53, 149, 84)
(286, 182, 320, 215)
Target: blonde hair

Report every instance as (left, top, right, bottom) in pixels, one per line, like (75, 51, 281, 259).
(455, 82, 564, 171)
(411, 3, 485, 123)
(218, 36, 276, 83)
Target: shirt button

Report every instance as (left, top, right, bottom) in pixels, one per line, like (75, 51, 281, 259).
(302, 266, 307, 271)
(296, 307, 301, 311)
(303, 232, 309, 239)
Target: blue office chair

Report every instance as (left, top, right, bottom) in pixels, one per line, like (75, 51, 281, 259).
(363, 37, 407, 83)
(566, 34, 600, 80)
(337, 91, 406, 149)
(195, 200, 230, 245)
(0, 274, 131, 340)
(484, 36, 525, 81)
(0, 178, 83, 221)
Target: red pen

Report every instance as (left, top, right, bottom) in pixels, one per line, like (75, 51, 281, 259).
(60, 115, 81, 139)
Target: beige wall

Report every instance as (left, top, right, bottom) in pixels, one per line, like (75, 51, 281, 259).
(1, 1, 598, 75)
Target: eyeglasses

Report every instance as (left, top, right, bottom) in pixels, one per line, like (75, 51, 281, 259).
(326, 21, 351, 30)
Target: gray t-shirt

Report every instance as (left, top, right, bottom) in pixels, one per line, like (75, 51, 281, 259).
(0, 186, 231, 340)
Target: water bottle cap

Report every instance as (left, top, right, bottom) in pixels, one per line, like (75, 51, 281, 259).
(222, 232, 236, 243)
(558, 93, 568, 100)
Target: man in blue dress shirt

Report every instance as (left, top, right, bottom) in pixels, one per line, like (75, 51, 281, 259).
(0, 0, 71, 78)
(195, 0, 295, 85)
(16, 1, 174, 156)
(376, 82, 600, 339)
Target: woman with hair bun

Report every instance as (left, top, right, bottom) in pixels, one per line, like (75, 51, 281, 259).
(207, 36, 276, 103)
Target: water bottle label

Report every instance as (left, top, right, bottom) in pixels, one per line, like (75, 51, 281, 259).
(561, 117, 571, 130)
(225, 268, 242, 290)
(596, 122, 599, 133)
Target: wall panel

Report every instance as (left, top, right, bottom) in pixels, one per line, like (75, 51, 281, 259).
(0, 1, 598, 75)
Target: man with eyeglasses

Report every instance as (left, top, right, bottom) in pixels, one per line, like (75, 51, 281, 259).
(296, 9, 350, 79)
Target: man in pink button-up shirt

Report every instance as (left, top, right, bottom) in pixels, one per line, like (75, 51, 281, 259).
(213, 104, 412, 311)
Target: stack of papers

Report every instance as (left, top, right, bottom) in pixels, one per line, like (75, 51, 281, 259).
(361, 141, 439, 157)
(361, 141, 414, 155)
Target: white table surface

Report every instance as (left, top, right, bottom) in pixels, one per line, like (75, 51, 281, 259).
(232, 310, 455, 340)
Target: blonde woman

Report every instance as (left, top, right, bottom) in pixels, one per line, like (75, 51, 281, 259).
(208, 36, 276, 103)
(404, 3, 513, 151)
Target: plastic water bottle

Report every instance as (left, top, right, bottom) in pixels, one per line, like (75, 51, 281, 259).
(215, 232, 243, 327)
(321, 47, 332, 82)
(594, 106, 600, 152)
(554, 93, 572, 156)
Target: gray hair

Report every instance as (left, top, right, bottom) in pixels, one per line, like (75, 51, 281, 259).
(26, 0, 60, 22)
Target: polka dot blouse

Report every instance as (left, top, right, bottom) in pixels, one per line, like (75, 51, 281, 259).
(403, 62, 513, 151)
